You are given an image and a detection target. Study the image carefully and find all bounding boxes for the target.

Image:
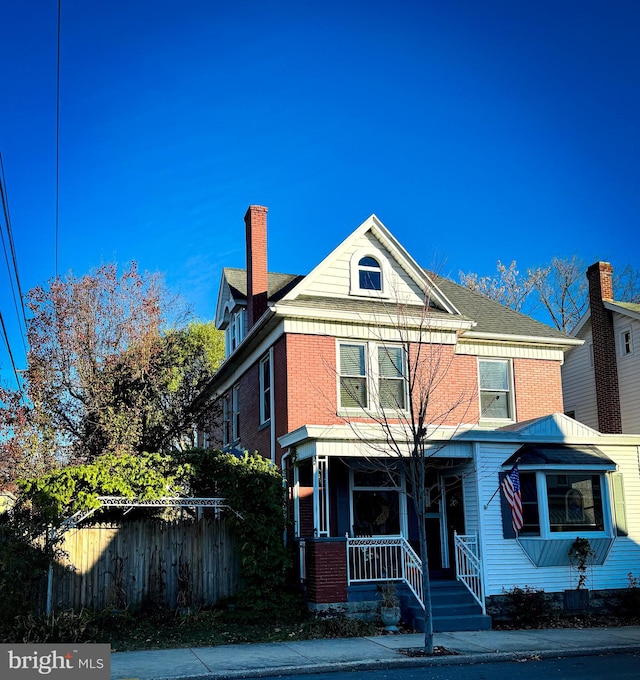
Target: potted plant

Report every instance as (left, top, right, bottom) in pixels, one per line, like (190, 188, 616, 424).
(565, 537, 596, 612)
(378, 583, 401, 632)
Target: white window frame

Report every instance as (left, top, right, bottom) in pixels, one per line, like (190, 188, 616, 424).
(231, 384, 240, 443)
(378, 344, 408, 411)
(337, 340, 409, 414)
(259, 354, 271, 425)
(517, 468, 613, 540)
(225, 310, 246, 357)
(478, 358, 515, 422)
(349, 466, 407, 537)
(619, 327, 633, 357)
(222, 394, 231, 446)
(338, 342, 369, 410)
(348, 249, 390, 298)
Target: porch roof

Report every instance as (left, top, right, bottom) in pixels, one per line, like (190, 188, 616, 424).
(503, 444, 616, 469)
(278, 424, 474, 461)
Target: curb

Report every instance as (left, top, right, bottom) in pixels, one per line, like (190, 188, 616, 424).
(141, 643, 640, 680)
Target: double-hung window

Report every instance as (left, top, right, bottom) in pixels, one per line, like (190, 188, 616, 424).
(260, 354, 271, 424)
(479, 359, 512, 420)
(378, 346, 407, 410)
(225, 310, 246, 357)
(231, 385, 240, 442)
(222, 394, 231, 446)
(339, 343, 368, 409)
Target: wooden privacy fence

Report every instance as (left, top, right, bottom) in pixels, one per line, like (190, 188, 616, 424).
(48, 518, 240, 612)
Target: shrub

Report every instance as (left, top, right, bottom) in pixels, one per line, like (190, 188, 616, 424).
(617, 573, 640, 619)
(304, 614, 376, 639)
(502, 586, 554, 628)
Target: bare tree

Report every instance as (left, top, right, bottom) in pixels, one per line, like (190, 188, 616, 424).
(337, 283, 475, 654)
(459, 260, 545, 314)
(530, 255, 589, 333)
(461, 256, 640, 333)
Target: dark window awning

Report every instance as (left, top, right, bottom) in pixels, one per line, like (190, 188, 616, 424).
(503, 444, 616, 469)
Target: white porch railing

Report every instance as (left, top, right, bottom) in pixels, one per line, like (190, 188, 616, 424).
(454, 532, 485, 613)
(346, 535, 424, 610)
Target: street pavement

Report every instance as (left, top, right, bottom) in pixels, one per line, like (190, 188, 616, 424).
(110, 625, 640, 680)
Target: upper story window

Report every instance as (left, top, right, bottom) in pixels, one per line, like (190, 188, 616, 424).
(338, 341, 408, 412)
(339, 343, 368, 409)
(260, 354, 271, 424)
(479, 359, 513, 421)
(358, 256, 382, 291)
(225, 310, 246, 357)
(378, 345, 407, 410)
(620, 328, 633, 356)
(232, 385, 240, 443)
(349, 250, 389, 297)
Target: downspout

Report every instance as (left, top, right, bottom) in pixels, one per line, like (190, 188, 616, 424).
(269, 346, 276, 464)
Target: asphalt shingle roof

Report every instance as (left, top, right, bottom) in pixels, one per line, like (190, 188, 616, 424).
(222, 267, 571, 342)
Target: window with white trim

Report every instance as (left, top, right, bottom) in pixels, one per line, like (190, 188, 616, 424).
(479, 359, 513, 420)
(259, 354, 271, 424)
(358, 256, 382, 291)
(225, 310, 246, 357)
(378, 345, 407, 410)
(232, 385, 240, 443)
(515, 471, 605, 537)
(222, 394, 231, 446)
(339, 343, 368, 408)
(620, 328, 633, 356)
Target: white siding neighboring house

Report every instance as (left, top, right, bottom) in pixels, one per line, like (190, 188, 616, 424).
(562, 261, 640, 434)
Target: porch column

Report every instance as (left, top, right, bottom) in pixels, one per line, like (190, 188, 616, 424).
(313, 455, 330, 537)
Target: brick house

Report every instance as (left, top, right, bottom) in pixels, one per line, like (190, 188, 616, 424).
(199, 206, 640, 630)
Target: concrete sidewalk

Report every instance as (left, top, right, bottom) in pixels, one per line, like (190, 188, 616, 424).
(110, 625, 640, 680)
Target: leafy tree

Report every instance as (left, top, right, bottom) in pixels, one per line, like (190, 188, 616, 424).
(13, 263, 223, 471)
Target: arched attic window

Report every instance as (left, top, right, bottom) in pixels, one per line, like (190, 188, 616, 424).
(358, 256, 382, 291)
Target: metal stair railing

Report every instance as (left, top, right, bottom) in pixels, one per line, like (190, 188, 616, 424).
(346, 535, 424, 610)
(453, 531, 485, 613)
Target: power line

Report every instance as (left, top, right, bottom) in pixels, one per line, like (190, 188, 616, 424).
(55, 0, 61, 278)
(0, 310, 24, 395)
(0, 154, 28, 356)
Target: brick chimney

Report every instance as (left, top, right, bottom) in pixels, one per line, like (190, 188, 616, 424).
(586, 261, 622, 434)
(245, 205, 269, 329)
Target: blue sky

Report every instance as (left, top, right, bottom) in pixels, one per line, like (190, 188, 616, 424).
(1, 0, 640, 386)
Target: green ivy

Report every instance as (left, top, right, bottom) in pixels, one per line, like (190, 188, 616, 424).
(18, 452, 189, 524)
(179, 449, 290, 612)
(17, 448, 289, 614)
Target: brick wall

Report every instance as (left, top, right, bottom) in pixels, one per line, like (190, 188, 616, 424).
(285, 334, 342, 431)
(513, 358, 564, 420)
(305, 539, 347, 604)
(410, 343, 480, 425)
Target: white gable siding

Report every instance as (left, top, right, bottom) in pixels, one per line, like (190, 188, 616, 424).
(478, 441, 640, 595)
(303, 231, 427, 305)
(615, 314, 640, 433)
(561, 320, 598, 429)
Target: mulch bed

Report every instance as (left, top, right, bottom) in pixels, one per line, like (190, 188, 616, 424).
(400, 646, 458, 657)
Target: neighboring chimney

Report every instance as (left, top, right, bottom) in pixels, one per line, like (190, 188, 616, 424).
(245, 205, 269, 329)
(586, 261, 622, 434)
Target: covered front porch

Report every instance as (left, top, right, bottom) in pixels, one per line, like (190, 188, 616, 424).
(280, 425, 488, 628)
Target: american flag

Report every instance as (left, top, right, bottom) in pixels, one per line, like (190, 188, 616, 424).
(501, 464, 523, 534)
